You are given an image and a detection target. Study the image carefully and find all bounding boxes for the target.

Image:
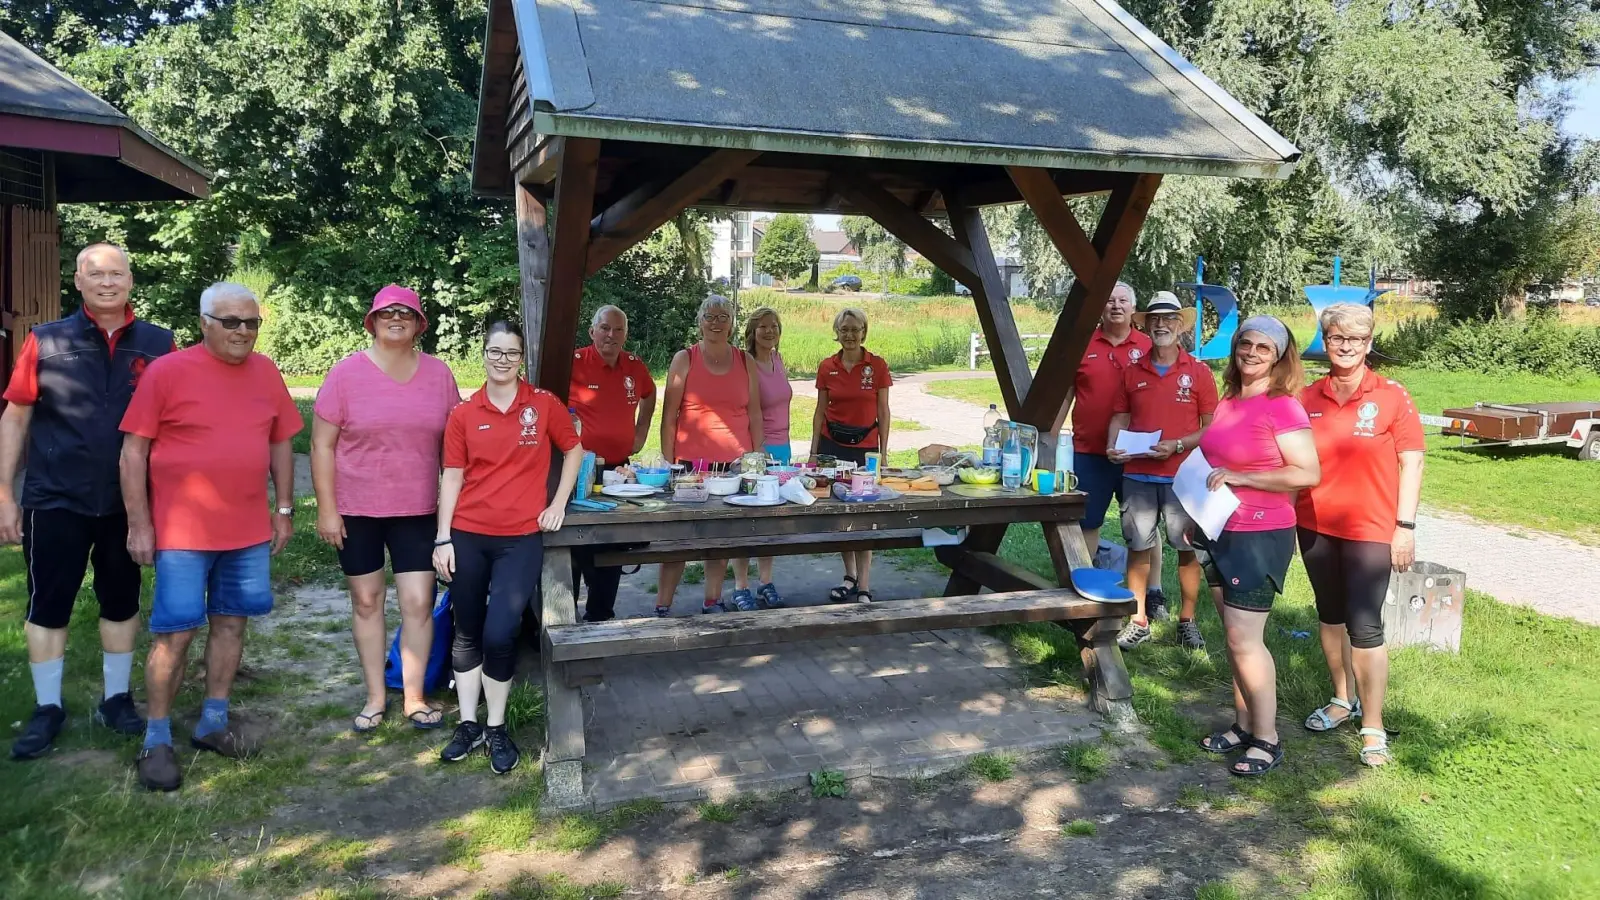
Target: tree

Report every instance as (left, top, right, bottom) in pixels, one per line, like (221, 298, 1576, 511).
(754, 213, 818, 286)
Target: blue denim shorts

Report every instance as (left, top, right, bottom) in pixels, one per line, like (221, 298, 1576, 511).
(764, 443, 792, 465)
(150, 542, 274, 633)
(1075, 452, 1125, 530)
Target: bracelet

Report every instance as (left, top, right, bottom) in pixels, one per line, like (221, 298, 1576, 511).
(433, 538, 453, 547)
(1395, 520, 1416, 530)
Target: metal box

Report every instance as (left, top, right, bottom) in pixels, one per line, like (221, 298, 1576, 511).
(1382, 561, 1465, 653)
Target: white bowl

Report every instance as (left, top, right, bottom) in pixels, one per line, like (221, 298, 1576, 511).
(705, 475, 742, 496)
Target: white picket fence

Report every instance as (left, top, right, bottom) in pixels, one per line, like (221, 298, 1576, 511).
(969, 332, 1051, 369)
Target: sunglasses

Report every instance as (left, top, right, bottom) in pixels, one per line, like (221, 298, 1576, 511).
(203, 313, 262, 332)
(375, 306, 419, 321)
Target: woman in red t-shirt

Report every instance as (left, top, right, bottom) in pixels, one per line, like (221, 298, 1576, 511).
(432, 321, 583, 776)
(1296, 304, 1424, 768)
(656, 295, 764, 616)
(811, 307, 892, 604)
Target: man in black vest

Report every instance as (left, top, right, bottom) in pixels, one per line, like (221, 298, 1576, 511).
(0, 243, 175, 759)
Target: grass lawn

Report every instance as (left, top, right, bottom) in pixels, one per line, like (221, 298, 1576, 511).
(982, 519, 1600, 900)
(927, 366, 1600, 542)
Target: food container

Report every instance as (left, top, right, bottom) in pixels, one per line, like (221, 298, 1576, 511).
(740, 451, 768, 475)
(672, 483, 709, 503)
(705, 475, 741, 496)
(957, 467, 1001, 485)
(850, 470, 877, 494)
(635, 467, 672, 488)
(919, 465, 956, 485)
(766, 465, 801, 484)
(601, 469, 627, 486)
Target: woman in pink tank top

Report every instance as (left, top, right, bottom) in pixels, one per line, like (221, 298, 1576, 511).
(657, 296, 764, 616)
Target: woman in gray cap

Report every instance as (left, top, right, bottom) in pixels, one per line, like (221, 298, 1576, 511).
(1193, 315, 1320, 777)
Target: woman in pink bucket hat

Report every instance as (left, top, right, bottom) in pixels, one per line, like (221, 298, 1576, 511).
(311, 285, 462, 732)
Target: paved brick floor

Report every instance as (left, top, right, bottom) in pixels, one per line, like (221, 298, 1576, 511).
(576, 554, 1103, 806)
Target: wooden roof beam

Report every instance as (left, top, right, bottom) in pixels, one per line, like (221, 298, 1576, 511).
(830, 171, 979, 289)
(586, 148, 761, 276)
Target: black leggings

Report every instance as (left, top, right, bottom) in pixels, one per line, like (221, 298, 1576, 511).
(1297, 529, 1391, 650)
(449, 529, 543, 681)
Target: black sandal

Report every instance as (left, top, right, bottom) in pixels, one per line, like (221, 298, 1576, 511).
(1199, 722, 1252, 754)
(855, 589, 873, 604)
(1230, 735, 1284, 777)
(829, 575, 859, 604)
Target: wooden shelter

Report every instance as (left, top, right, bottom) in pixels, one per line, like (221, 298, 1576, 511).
(472, 0, 1298, 801)
(0, 31, 209, 387)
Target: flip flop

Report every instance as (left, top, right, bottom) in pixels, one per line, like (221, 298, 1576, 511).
(406, 707, 444, 730)
(353, 707, 386, 733)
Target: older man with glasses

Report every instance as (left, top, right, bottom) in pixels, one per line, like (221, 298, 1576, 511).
(119, 282, 302, 791)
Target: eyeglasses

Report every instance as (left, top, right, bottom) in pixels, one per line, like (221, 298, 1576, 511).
(702, 314, 731, 325)
(375, 307, 418, 321)
(484, 348, 524, 362)
(203, 313, 262, 332)
(1326, 334, 1371, 347)
(836, 327, 864, 336)
(1144, 314, 1181, 324)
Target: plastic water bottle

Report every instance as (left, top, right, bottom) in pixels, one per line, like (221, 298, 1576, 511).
(982, 405, 1002, 467)
(1054, 429, 1074, 494)
(568, 406, 582, 437)
(1001, 424, 1023, 490)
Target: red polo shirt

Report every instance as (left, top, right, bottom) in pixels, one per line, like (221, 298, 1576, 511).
(1112, 348, 1219, 477)
(816, 350, 892, 449)
(443, 380, 580, 536)
(568, 345, 654, 465)
(1072, 327, 1152, 454)
(1296, 369, 1425, 543)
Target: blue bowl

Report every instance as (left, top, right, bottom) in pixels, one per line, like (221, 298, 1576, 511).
(636, 468, 671, 488)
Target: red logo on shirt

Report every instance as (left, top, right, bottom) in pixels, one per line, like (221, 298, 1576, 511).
(128, 356, 149, 389)
(623, 375, 638, 405)
(519, 405, 540, 445)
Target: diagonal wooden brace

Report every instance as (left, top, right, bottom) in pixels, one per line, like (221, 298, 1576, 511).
(586, 149, 761, 275)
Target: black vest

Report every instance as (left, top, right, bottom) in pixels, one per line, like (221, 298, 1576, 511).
(22, 312, 174, 516)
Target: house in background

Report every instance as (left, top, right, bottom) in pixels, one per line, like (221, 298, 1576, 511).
(0, 31, 208, 390)
(709, 214, 864, 288)
(812, 230, 859, 277)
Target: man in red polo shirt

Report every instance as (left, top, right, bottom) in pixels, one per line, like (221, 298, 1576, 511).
(1108, 292, 1218, 650)
(1072, 283, 1167, 611)
(567, 305, 655, 621)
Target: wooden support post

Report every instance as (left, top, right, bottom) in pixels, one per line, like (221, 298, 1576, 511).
(515, 181, 550, 361)
(946, 184, 1032, 418)
(540, 547, 587, 806)
(534, 137, 601, 398)
(1020, 173, 1162, 431)
(830, 172, 980, 288)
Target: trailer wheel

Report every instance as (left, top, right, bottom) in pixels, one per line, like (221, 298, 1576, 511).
(1579, 431, 1600, 461)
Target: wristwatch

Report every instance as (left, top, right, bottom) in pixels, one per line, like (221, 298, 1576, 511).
(276, 506, 293, 516)
(1175, 439, 1185, 454)
(1396, 520, 1416, 530)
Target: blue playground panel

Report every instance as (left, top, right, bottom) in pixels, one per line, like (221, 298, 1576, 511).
(1302, 257, 1387, 359)
(1175, 256, 1238, 361)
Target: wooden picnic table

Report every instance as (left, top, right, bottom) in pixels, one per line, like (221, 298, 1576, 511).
(535, 487, 1136, 806)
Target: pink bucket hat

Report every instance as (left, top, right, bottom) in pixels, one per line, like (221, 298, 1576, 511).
(364, 284, 428, 335)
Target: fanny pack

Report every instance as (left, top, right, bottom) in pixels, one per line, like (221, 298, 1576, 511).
(827, 420, 877, 446)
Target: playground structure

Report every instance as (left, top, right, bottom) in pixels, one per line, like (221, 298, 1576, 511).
(1175, 256, 1238, 360)
(1301, 256, 1389, 359)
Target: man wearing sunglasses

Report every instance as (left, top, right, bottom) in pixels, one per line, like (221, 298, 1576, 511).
(1, 243, 176, 760)
(119, 282, 302, 791)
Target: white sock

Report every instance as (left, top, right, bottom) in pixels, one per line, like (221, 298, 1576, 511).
(483, 675, 511, 728)
(103, 651, 134, 699)
(31, 657, 65, 708)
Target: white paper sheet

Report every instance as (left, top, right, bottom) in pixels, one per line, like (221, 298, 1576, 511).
(1175, 448, 1240, 541)
(1113, 429, 1162, 457)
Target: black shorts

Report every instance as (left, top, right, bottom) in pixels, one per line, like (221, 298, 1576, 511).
(1192, 526, 1295, 612)
(337, 514, 436, 578)
(22, 507, 141, 629)
(1298, 529, 1392, 649)
(814, 435, 874, 466)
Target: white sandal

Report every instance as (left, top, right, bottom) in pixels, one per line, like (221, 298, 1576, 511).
(1358, 727, 1391, 767)
(1304, 696, 1361, 732)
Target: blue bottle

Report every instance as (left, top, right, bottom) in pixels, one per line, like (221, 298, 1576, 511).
(1001, 424, 1023, 490)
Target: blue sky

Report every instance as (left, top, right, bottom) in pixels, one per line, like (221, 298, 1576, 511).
(1565, 73, 1600, 139)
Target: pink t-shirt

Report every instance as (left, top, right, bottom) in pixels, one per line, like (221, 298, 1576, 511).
(1198, 392, 1312, 532)
(754, 349, 792, 445)
(314, 351, 460, 517)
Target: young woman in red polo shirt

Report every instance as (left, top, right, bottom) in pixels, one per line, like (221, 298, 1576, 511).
(811, 307, 892, 604)
(1296, 304, 1424, 768)
(432, 322, 583, 775)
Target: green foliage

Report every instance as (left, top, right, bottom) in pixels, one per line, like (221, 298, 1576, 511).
(1062, 819, 1097, 837)
(820, 261, 932, 296)
(1384, 317, 1600, 377)
(754, 214, 819, 286)
(1058, 742, 1110, 782)
(809, 768, 848, 798)
(964, 752, 1016, 782)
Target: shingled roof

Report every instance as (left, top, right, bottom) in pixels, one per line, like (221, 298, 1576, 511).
(0, 31, 208, 201)
(474, 0, 1298, 195)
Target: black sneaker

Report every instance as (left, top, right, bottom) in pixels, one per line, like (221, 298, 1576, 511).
(485, 725, 520, 775)
(1146, 590, 1170, 622)
(10, 704, 66, 760)
(440, 721, 485, 763)
(95, 693, 145, 735)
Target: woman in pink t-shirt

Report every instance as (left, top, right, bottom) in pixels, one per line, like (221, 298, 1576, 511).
(1194, 316, 1320, 778)
(311, 285, 460, 732)
(743, 306, 792, 609)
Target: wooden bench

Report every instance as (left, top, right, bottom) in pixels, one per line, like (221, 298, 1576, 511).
(591, 528, 926, 567)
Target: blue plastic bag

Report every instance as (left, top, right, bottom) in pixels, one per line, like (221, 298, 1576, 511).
(384, 589, 453, 693)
